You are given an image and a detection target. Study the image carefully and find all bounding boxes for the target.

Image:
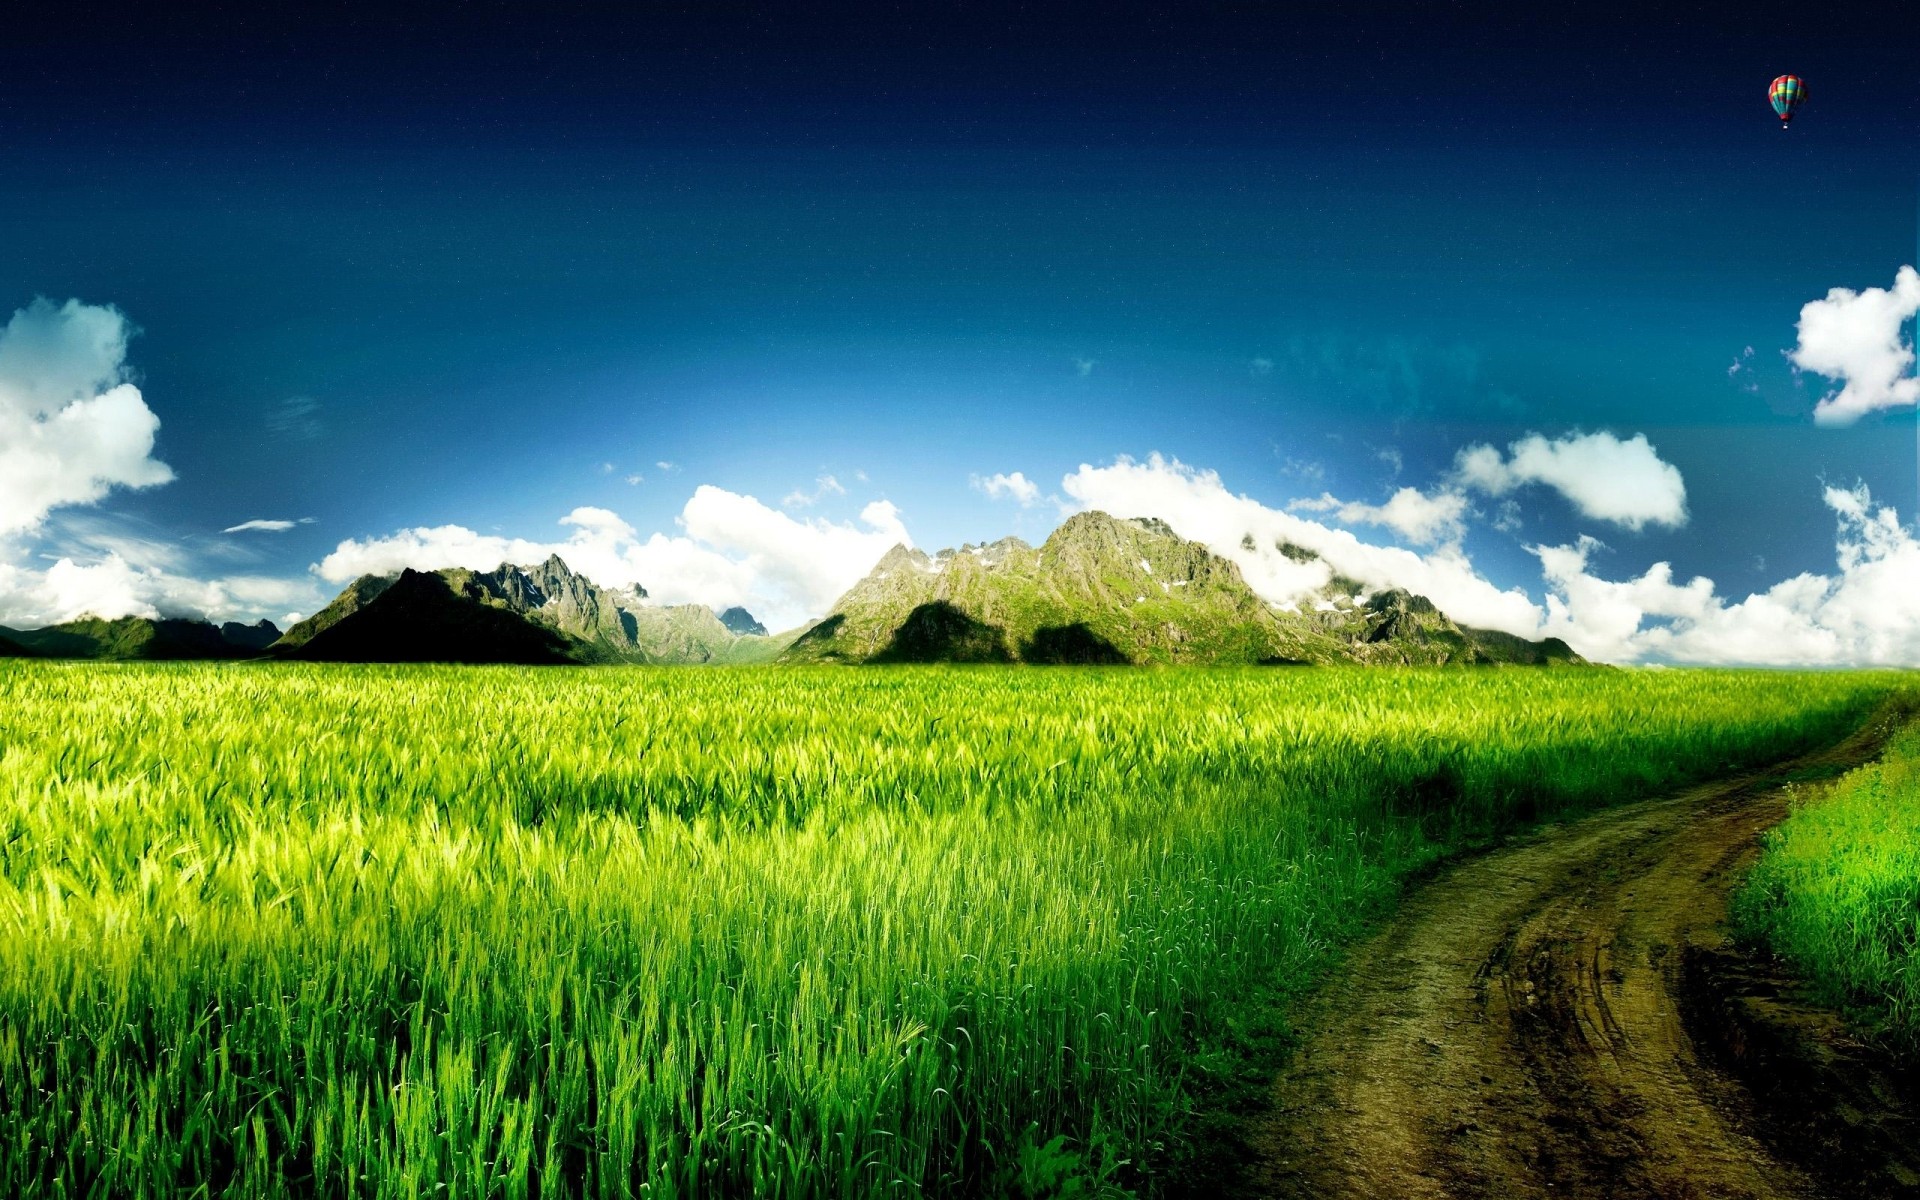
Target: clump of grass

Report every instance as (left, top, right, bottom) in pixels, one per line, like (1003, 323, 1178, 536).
(0, 662, 1899, 1197)
(1735, 717, 1920, 1050)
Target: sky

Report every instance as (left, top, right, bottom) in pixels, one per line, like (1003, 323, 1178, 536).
(2, 2, 1918, 663)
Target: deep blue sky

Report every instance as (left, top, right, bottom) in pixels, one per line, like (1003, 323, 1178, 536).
(2, 2, 1916, 645)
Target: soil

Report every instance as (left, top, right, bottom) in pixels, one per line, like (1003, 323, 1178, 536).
(1236, 713, 1918, 1199)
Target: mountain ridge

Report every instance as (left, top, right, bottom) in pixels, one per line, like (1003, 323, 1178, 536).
(1, 515, 1583, 667)
(276, 559, 782, 665)
(0, 616, 283, 661)
(784, 510, 1581, 667)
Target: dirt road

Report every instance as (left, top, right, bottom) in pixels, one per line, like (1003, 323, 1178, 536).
(1241, 717, 1912, 1199)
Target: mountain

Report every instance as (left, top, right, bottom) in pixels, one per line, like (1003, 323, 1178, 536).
(287, 568, 587, 664)
(783, 511, 1582, 667)
(219, 620, 284, 652)
(0, 616, 282, 660)
(0, 632, 33, 658)
(280, 557, 789, 664)
(719, 606, 769, 637)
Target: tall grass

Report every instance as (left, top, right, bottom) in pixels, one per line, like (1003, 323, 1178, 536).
(1735, 716, 1920, 1050)
(0, 662, 1898, 1197)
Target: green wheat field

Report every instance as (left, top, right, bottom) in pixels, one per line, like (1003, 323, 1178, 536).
(0, 662, 1907, 1198)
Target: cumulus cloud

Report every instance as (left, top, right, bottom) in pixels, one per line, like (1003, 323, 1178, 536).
(316, 487, 913, 630)
(1289, 486, 1470, 547)
(0, 555, 322, 628)
(1790, 266, 1920, 425)
(1535, 486, 1920, 665)
(1453, 431, 1686, 530)
(0, 298, 175, 536)
(1061, 454, 1546, 636)
(971, 471, 1042, 506)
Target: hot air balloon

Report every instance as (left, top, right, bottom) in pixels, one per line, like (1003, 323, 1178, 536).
(1770, 75, 1806, 127)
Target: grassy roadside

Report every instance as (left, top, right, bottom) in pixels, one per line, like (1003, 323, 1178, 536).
(1734, 712, 1920, 1053)
(0, 663, 1902, 1197)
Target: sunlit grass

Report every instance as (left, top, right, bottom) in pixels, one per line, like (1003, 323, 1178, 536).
(0, 662, 1900, 1197)
(1735, 715, 1920, 1050)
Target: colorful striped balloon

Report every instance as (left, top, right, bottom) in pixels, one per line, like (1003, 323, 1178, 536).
(1770, 75, 1806, 126)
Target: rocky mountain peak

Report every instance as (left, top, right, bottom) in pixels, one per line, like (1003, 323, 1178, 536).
(873, 544, 935, 575)
(719, 606, 768, 636)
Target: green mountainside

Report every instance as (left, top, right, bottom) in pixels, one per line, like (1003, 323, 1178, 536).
(0, 616, 282, 660)
(783, 511, 1582, 666)
(279, 557, 785, 664)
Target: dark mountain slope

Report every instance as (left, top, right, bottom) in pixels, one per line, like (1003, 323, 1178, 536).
(290, 569, 586, 664)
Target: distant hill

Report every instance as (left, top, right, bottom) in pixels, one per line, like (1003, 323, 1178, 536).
(219, 620, 284, 652)
(719, 606, 769, 637)
(0, 616, 282, 660)
(280, 557, 790, 664)
(783, 511, 1582, 667)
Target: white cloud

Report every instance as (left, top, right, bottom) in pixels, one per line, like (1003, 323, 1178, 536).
(0, 555, 322, 628)
(0, 298, 174, 536)
(1249, 357, 1274, 377)
(1790, 266, 1920, 425)
(1060, 454, 1546, 636)
(1074, 357, 1096, 377)
(971, 471, 1043, 506)
(315, 487, 913, 630)
(1534, 486, 1920, 665)
(781, 474, 847, 508)
(1290, 486, 1469, 547)
(1454, 431, 1686, 530)
(224, 518, 312, 534)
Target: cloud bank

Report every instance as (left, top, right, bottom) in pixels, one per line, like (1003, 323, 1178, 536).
(1536, 486, 1920, 665)
(1790, 266, 1920, 425)
(0, 555, 321, 629)
(0, 298, 174, 536)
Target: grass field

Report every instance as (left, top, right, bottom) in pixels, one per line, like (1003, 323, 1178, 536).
(0, 663, 1902, 1198)
(1735, 714, 1920, 1051)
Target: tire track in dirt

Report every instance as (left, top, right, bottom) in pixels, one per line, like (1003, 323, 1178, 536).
(1240, 715, 1903, 1200)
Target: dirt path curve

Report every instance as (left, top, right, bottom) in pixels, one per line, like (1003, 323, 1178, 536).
(1241, 717, 1899, 1200)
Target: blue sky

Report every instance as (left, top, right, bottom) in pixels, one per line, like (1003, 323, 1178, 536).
(2, 3, 1917, 661)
